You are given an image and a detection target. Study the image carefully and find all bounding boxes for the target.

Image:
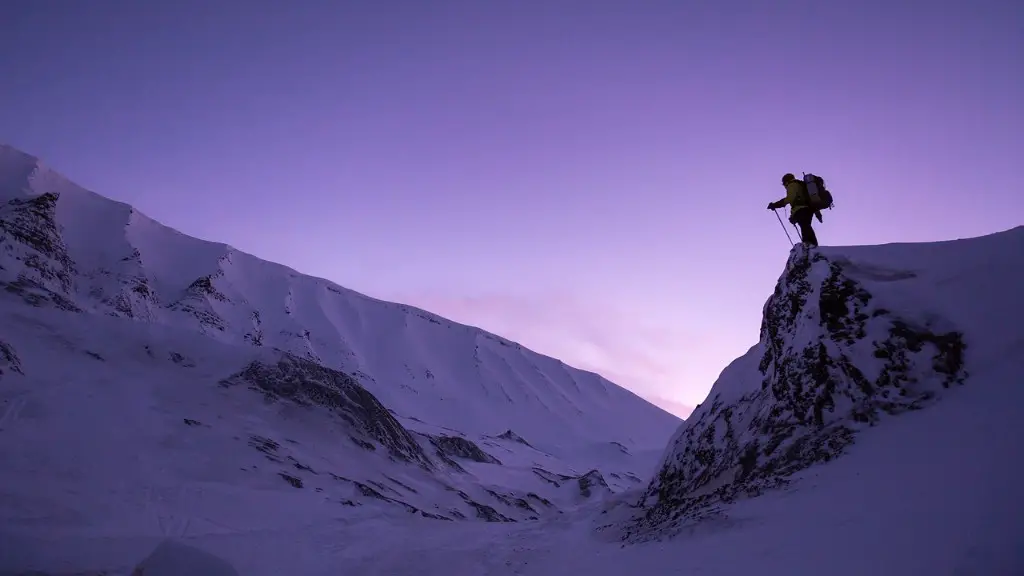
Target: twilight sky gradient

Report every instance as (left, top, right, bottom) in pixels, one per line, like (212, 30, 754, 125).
(2, 0, 1021, 417)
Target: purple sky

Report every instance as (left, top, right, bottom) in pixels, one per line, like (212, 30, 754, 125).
(2, 1, 1021, 417)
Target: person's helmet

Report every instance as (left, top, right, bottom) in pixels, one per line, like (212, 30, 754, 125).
(781, 173, 796, 185)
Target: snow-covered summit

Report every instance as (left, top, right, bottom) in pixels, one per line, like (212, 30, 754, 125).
(0, 143, 680, 451)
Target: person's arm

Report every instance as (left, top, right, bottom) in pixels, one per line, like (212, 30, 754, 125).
(768, 181, 800, 209)
(767, 196, 789, 210)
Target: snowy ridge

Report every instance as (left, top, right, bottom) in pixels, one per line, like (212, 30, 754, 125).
(0, 143, 679, 451)
(0, 143, 682, 572)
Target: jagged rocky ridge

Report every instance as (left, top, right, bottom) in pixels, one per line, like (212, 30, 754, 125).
(0, 192, 79, 312)
(495, 429, 532, 446)
(624, 246, 968, 541)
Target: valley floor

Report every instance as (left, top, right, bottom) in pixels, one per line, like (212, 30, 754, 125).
(3, 367, 1021, 576)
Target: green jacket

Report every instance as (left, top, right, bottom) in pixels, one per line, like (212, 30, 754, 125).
(774, 180, 810, 215)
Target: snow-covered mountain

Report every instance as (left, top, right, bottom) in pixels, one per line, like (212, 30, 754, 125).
(0, 144, 678, 452)
(0, 143, 681, 572)
(1, 141, 1021, 575)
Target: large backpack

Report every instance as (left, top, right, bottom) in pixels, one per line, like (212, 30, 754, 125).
(802, 173, 834, 210)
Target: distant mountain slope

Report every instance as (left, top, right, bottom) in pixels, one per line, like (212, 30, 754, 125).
(0, 143, 681, 574)
(0, 143, 680, 453)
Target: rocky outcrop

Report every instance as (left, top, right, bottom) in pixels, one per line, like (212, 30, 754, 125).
(79, 247, 161, 321)
(577, 469, 610, 498)
(244, 310, 265, 347)
(219, 354, 433, 468)
(0, 192, 80, 311)
(532, 467, 576, 487)
(429, 434, 502, 465)
(495, 429, 532, 447)
(531, 466, 609, 499)
(448, 488, 517, 523)
(626, 246, 968, 541)
(168, 271, 230, 334)
(0, 339, 23, 377)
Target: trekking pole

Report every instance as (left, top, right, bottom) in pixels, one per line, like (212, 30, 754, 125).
(773, 209, 794, 246)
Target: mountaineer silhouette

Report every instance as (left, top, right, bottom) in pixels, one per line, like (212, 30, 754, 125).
(768, 172, 834, 247)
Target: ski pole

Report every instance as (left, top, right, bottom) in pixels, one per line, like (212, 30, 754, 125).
(773, 209, 794, 246)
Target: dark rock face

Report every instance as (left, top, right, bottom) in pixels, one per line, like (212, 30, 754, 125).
(328, 473, 453, 520)
(85, 247, 161, 321)
(627, 247, 968, 541)
(577, 469, 610, 498)
(220, 354, 432, 467)
(168, 271, 230, 334)
(0, 339, 22, 377)
(465, 498, 516, 522)
(0, 192, 80, 311)
(105, 274, 157, 319)
(530, 466, 609, 499)
(279, 472, 303, 488)
(244, 310, 265, 347)
(248, 435, 283, 462)
(531, 467, 575, 487)
(450, 489, 516, 523)
(429, 434, 502, 465)
(527, 492, 554, 508)
(496, 429, 532, 447)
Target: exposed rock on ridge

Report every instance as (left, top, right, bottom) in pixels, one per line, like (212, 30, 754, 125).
(626, 246, 968, 541)
(219, 354, 433, 468)
(430, 434, 502, 465)
(0, 339, 22, 377)
(0, 192, 79, 311)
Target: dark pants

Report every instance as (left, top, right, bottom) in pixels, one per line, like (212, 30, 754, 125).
(791, 208, 819, 247)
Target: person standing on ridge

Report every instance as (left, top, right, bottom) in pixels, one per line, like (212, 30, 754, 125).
(768, 173, 820, 247)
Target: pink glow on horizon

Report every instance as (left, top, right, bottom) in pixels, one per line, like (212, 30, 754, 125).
(397, 291, 709, 417)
